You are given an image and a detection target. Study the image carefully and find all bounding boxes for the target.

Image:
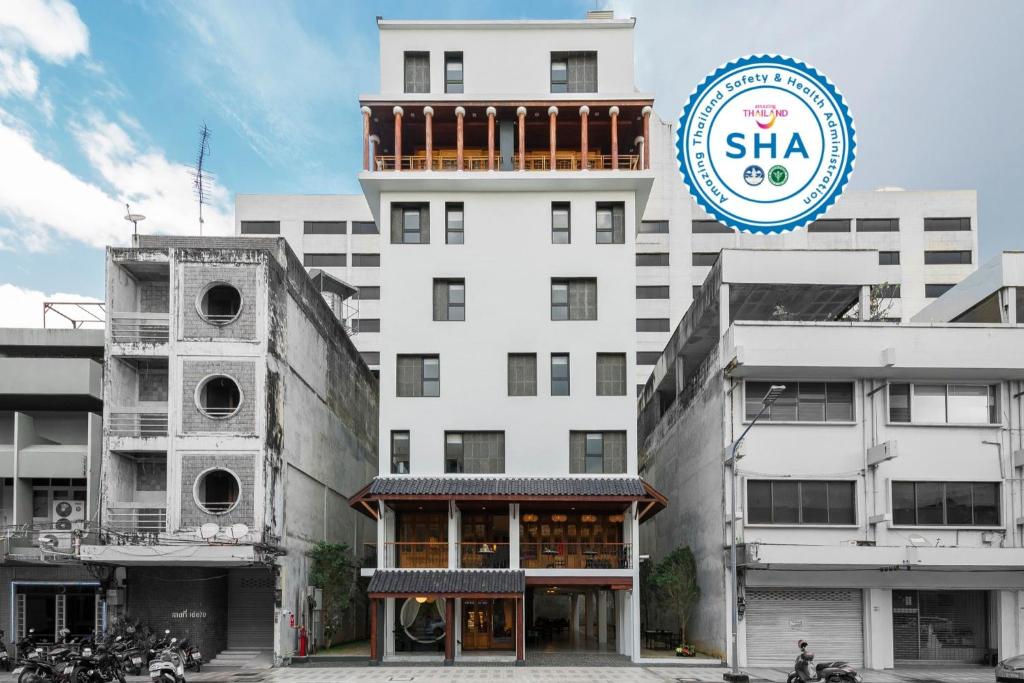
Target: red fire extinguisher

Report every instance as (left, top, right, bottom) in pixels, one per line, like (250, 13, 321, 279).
(298, 625, 308, 657)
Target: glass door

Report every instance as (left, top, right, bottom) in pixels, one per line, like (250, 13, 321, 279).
(462, 599, 490, 650)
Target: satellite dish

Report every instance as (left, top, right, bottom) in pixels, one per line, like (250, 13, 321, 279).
(229, 523, 249, 539)
(124, 203, 146, 236)
(198, 523, 219, 540)
(38, 533, 58, 549)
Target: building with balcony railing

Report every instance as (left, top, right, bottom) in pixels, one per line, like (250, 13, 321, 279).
(86, 236, 378, 664)
(638, 249, 1024, 670)
(0, 327, 105, 644)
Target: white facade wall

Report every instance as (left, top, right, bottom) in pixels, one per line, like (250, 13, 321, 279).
(373, 189, 638, 476)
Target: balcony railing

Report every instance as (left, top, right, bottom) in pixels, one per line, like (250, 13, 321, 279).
(110, 312, 170, 344)
(458, 542, 510, 569)
(383, 541, 448, 568)
(107, 410, 168, 437)
(374, 151, 639, 172)
(520, 542, 630, 570)
(106, 506, 167, 533)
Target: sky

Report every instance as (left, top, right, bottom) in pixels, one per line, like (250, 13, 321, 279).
(0, 0, 1022, 327)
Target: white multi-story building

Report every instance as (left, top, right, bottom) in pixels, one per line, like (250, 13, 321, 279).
(233, 8, 984, 665)
(638, 249, 1024, 670)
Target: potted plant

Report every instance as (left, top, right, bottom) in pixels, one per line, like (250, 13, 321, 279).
(675, 643, 696, 657)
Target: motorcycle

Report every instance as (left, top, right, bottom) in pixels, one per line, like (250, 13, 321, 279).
(787, 640, 862, 683)
(147, 631, 186, 683)
(0, 628, 12, 672)
(178, 639, 201, 673)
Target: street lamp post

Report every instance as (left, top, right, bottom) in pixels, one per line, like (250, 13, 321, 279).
(724, 384, 786, 683)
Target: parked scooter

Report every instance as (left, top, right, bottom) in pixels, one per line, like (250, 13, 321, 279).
(147, 631, 186, 683)
(178, 639, 201, 673)
(0, 628, 12, 672)
(787, 640, 863, 683)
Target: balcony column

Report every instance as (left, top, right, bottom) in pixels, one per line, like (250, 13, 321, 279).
(509, 503, 520, 568)
(516, 106, 526, 170)
(448, 500, 459, 568)
(369, 598, 379, 662)
(547, 106, 559, 170)
(392, 106, 404, 172)
(444, 598, 455, 664)
(608, 106, 620, 169)
(642, 105, 652, 169)
(455, 106, 466, 171)
(516, 596, 526, 662)
(579, 105, 590, 170)
(423, 106, 434, 171)
(634, 136, 645, 173)
(486, 106, 497, 171)
(368, 135, 380, 171)
(361, 106, 371, 171)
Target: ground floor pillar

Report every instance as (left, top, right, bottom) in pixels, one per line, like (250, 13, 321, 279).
(864, 588, 893, 670)
(516, 596, 525, 662)
(444, 598, 455, 664)
(598, 591, 608, 645)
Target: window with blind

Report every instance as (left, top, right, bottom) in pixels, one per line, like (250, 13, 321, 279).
(352, 221, 378, 234)
(596, 202, 625, 244)
(879, 251, 901, 265)
(857, 217, 899, 232)
(552, 202, 571, 244)
(403, 52, 430, 93)
(391, 203, 429, 244)
(692, 252, 720, 266)
(352, 253, 380, 267)
(551, 353, 570, 396)
(508, 354, 537, 396)
(745, 381, 854, 422)
(596, 353, 627, 396)
(445, 432, 505, 474)
(638, 220, 669, 234)
(303, 253, 345, 267)
(923, 217, 971, 231)
(636, 286, 669, 299)
(807, 219, 851, 233)
(357, 286, 380, 300)
(391, 431, 410, 474)
(352, 318, 380, 333)
(569, 431, 626, 474)
(550, 51, 597, 93)
(303, 221, 346, 234)
(446, 203, 464, 244)
(925, 283, 954, 298)
(747, 480, 856, 525)
(444, 52, 463, 93)
(433, 279, 465, 321)
(888, 382, 998, 424)
(240, 221, 280, 235)
(892, 481, 999, 526)
(924, 250, 972, 265)
(396, 355, 439, 397)
(636, 253, 669, 266)
(691, 219, 732, 234)
(636, 318, 670, 332)
(551, 278, 597, 320)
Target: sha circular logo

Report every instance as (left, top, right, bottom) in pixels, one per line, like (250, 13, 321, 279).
(676, 55, 856, 234)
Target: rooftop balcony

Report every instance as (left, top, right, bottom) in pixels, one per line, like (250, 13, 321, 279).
(360, 101, 652, 174)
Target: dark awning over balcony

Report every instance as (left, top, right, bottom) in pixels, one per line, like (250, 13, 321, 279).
(367, 569, 526, 598)
(349, 476, 667, 522)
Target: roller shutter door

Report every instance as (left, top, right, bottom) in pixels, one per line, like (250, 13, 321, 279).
(227, 569, 275, 649)
(746, 588, 864, 667)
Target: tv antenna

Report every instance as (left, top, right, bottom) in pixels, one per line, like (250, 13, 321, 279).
(124, 203, 145, 237)
(191, 123, 212, 236)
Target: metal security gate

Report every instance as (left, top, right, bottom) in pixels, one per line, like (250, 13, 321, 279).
(746, 588, 864, 666)
(893, 590, 988, 664)
(227, 569, 275, 650)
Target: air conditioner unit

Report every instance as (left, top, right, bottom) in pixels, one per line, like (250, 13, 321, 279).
(52, 500, 85, 530)
(36, 530, 72, 551)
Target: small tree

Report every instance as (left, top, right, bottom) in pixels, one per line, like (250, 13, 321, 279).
(650, 545, 700, 644)
(308, 541, 357, 645)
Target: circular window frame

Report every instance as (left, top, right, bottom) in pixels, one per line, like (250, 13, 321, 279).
(195, 281, 244, 327)
(193, 373, 244, 420)
(192, 466, 243, 516)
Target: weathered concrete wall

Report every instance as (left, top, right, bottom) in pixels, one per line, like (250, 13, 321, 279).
(180, 360, 257, 434)
(178, 452, 257, 528)
(180, 263, 259, 341)
(640, 353, 727, 658)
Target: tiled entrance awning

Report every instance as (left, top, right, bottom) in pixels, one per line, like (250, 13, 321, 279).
(367, 569, 526, 598)
(349, 476, 668, 522)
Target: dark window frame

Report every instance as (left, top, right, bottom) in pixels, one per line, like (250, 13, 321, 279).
(924, 250, 972, 265)
(444, 51, 464, 93)
(745, 380, 855, 423)
(636, 286, 669, 300)
(747, 480, 857, 525)
(550, 51, 597, 94)
(636, 318, 671, 332)
(691, 219, 733, 234)
(636, 253, 669, 267)
(892, 481, 1000, 526)
(433, 278, 466, 322)
(887, 382, 999, 425)
(595, 202, 625, 244)
(551, 353, 570, 396)
(552, 202, 571, 244)
(403, 51, 430, 93)
(878, 251, 901, 266)
(303, 253, 346, 267)
(507, 353, 538, 397)
(303, 221, 347, 235)
(639, 220, 670, 234)
(351, 253, 380, 267)
(924, 217, 972, 232)
(856, 218, 900, 233)
(925, 283, 955, 298)
(550, 278, 597, 321)
(807, 219, 851, 233)
(446, 202, 464, 244)
(240, 221, 280, 235)
(692, 252, 720, 267)
(352, 221, 378, 234)
(391, 431, 410, 474)
(595, 352, 627, 396)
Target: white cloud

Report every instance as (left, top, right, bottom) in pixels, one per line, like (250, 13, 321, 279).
(0, 49, 38, 97)
(0, 283, 101, 328)
(0, 112, 232, 250)
(0, 0, 88, 63)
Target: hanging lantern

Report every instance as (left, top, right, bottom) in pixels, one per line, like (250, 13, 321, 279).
(580, 514, 598, 523)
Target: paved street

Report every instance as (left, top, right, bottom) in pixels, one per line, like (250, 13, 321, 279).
(119, 664, 998, 683)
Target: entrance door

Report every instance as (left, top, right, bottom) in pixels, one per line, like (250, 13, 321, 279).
(893, 590, 988, 664)
(462, 599, 515, 651)
(746, 588, 864, 667)
(227, 569, 274, 650)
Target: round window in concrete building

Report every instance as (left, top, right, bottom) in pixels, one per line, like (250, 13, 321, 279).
(194, 468, 241, 514)
(197, 282, 243, 325)
(195, 374, 242, 419)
